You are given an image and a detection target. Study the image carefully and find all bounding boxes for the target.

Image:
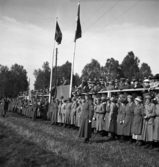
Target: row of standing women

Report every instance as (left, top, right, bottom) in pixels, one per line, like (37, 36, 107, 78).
(2, 93, 159, 149)
(48, 93, 159, 147)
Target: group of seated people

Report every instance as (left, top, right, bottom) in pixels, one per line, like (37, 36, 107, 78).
(4, 90, 159, 150)
(73, 74, 159, 96)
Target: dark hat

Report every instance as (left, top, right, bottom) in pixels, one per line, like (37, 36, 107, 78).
(120, 78, 125, 82)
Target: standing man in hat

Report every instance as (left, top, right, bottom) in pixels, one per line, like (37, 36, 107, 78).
(79, 93, 94, 143)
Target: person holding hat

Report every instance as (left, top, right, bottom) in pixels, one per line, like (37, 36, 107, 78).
(116, 95, 127, 142)
(107, 97, 118, 140)
(131, 96, 144, 146)
(122, 95, 135, 143)
(142, 94, 155, 149)
(153, 94, 159, 144)
(79, 93, 94, 143)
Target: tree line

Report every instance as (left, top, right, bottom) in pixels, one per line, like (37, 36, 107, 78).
(34, 51, 152, 90)
(0, 64, 29, 98)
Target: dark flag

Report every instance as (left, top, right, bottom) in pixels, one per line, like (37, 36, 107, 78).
(74, 2, 82, 42)
(55, 21, 62, 44)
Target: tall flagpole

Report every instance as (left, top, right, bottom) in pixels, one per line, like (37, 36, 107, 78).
(69, 42, 76, 98)
(69, 1, 81, 98)
(49, 17, 57, 103)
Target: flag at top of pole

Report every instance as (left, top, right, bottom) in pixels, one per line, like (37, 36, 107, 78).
(55, 20, 62, 45)
(74, 1, 82, 42)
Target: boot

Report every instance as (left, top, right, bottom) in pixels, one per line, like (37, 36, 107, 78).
(84, 138, 89, 143)
(119, 135, 124, 143)
(143, 142, 150, 149)
(149, 142, 154, 150)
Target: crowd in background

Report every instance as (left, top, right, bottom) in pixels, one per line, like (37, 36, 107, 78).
(17, 74, 159, 98)
(1, 89, 159, 150)
(73, 75, 159, 96)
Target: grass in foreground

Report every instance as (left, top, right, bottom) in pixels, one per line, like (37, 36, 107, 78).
(1, 112, 159, 167)
(0, 123, 76, 167)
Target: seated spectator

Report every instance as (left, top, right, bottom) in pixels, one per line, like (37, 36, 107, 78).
(119, 78, 125, 90)
(114, 79, 119, 90)
(149, 76, 155, 88)
(133, 79, 142, 89)
(124, 79, 130, 89)
(107, 81, 115, 90)
(93, 77, 98, 84)
(96, 81, 102, 93)
(143, 79, 150, 88)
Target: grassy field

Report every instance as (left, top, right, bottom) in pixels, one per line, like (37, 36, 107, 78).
(0, 123, 76, 167)
(0, 112, 159, 167)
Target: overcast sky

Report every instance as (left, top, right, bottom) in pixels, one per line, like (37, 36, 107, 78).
(0, 0, 159, 89)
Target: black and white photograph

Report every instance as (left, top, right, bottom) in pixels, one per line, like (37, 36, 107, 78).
(0, 0, 159, 166)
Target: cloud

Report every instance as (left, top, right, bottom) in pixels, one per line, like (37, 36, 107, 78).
(0, 16, 159, 90)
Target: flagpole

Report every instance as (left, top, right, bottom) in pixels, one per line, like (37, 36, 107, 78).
(69, 1, 81, 98)
(69, 42, 76, 98)
(49, 17, 57, 103)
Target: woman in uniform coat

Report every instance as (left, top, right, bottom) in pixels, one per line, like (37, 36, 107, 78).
(70, 97, 77, 128)
(117, 95, 126, 142)
(79, 93, 94, 143)
(96, 97, 106, 134)
(51, 99, 58, 125)
(76, 98, 85, 128)
(142, 94, 155, 149)
(92, 98, 97, 133)
(132, 96, 144, 146)
(61, 99, 66, 126)
(32, 98, 38, 121)
(122, 95, 135, 142)
(64, 98, 72, 127)
(108, 97, 118, 140)
(103, 98, 110, 136)
(57, 100, 62, 126)
(153, 94, 159, 142)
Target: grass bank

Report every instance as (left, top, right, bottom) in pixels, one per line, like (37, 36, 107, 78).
(0, 113, 159, 167)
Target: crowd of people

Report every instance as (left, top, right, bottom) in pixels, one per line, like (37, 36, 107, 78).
(73, 75, 159, 96)
(1, 89, 159, 151)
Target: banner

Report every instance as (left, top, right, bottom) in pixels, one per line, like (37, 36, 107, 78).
(56, 85, 70, 100)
